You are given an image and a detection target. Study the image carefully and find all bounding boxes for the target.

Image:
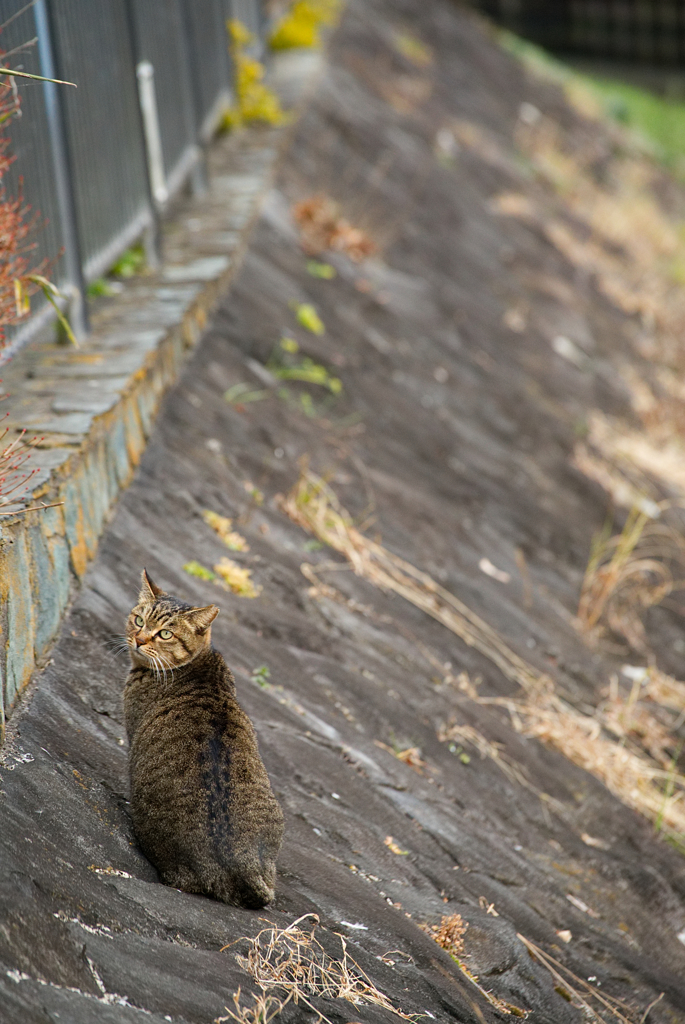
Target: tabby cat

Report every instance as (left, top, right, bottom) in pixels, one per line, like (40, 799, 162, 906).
(123, 569, 283, 907)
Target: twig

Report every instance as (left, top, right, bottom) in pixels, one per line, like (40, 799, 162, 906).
(0, 0, 37, 32)
(0, 499, 63, 516)
(517, 935, 633, 1024)
(639, 993, 664, 1024)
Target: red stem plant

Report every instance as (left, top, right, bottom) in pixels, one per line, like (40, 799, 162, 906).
(0, 48, 52, 513)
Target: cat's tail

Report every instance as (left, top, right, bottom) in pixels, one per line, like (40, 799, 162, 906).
(218, 867, 275, 908)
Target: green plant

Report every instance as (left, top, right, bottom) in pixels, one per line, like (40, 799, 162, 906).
(225, 382, 269, 405)
(294, 301, 325, 335)
(306, 259, 336, 279)
(268, 338, 341, 395)
(251, 665, 271, 688)
(183, 560, 216, 581)
(111, 244, 145, 279)
(87, 277, 119, 298)
(499, 28, 685, 178)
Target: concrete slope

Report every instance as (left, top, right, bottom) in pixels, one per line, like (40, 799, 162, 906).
(2, 0, 685, 1021)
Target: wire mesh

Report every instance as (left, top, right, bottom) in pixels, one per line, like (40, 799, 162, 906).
(0, 0, 267, 356)
(470, 0, 685, 64)
(183, 0, 232, 143)
(47, 0, 152, 283)
(129, 0, 197, 199)
(0, 1, 69, 348)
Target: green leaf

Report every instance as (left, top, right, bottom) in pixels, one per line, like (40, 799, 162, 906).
(25, 275, 77, 347)
(1, 67, 75, 86)
(295, 302, 325, 335)
(306, 260, 336, 279)
(183, 560, 216, 581)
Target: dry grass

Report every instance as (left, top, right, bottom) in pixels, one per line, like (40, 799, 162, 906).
(437, 720, 530, 788)
(279, 467, 685, 847)
(517, 933, 657, 1024)
(0, 425, 62, 516)
(292, 195, 377, 262)
(420, 913, 467, 958)
(218, 914, 419, 1023)
(421, 914, 527, 1017)
(214, 557, 261, 598)
(203, 510, 250, 552)
(278, 466, 551, 699)
(375, 740, 427, 774)
(577, 505, 685, 652)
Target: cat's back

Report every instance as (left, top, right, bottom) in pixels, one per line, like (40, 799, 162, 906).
(125, 646, 282, 869)
(125, 648, 264, 784)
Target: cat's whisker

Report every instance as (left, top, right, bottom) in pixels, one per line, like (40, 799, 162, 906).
(156, 653, 175, 689)
(104, 634, 129, 650)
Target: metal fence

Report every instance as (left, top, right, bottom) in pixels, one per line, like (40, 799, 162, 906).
(470, 1, 685, 65)
(0, 0, 266, 360)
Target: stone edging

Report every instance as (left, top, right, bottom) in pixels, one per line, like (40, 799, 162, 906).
(0, 50, 323, 737)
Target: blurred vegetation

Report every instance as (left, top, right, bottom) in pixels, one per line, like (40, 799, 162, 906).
(581, 76, 685, 174)
(223, 20, 286, 130)
(269, 0, 340, 50)
(500, 31, 685, 179)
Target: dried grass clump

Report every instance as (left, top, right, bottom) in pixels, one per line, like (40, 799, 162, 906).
(203, 510, 250, 551)
(279, 466, 550, 698)
(280, 467, 685, 846)
(292, 195, 376, 262)
(437, 720, 529, 788)
(491, 693, 685, 837)
(218, 914, 418, 1023)
(490, 93, 685, 525)
(577, 506, 685, 652)
(420, 913, 467, 958)
(214, 557, 261, 598)
(421, 914, 526, 1017)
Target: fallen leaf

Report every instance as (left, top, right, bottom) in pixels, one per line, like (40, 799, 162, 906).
(384, 835, 409, 855)
(214, 557, 261, 598)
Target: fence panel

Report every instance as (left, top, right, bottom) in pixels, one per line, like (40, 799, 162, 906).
(0, 0, 70, 352)
(48, 0, 153, 283)
(228, 0, 265, 55)
(129, 0, 198, 205)
(470, 0, 685, 64)
(183, 0, 232, 143)
(0, 0, 269, 357)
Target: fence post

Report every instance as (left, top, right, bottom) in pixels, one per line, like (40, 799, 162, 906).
(124, 0, 162, 270)
(34, 0, 88, 340)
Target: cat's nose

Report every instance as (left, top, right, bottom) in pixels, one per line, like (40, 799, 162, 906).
(134, 637, 144, 647)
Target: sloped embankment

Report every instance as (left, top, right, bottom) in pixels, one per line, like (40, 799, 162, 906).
(2, 0, 685, 1021)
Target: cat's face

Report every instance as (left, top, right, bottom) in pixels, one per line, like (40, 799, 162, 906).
(126, 569, 219, 671)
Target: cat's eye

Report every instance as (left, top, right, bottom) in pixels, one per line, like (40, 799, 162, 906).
(158, 629, 173, 640)
(134, 615, 144, 628)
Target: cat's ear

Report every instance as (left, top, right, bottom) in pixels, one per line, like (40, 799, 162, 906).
(139, 568, 164, 604)
(185, 604, 219, 635)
